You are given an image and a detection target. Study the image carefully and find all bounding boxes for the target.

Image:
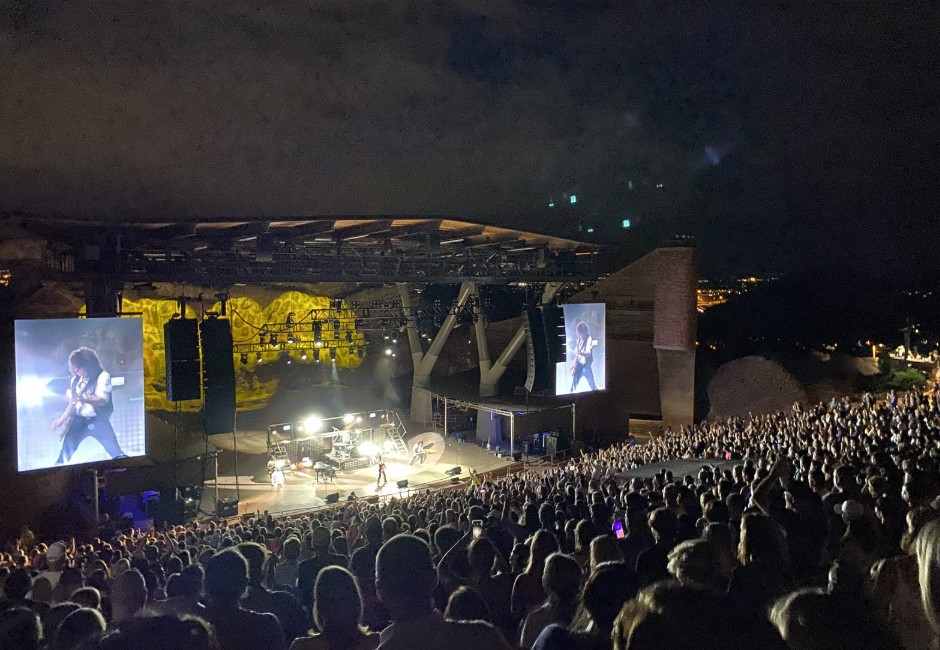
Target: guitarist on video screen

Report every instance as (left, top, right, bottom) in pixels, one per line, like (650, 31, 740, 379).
(51, 347, 126, 465)
(569, 320, 598, 392)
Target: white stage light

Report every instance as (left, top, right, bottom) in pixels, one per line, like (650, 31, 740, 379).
(358, 441, 378, 456)
(343, 414, 356, 425)
(303, 416, 321, 432)
(16, 376, 50, 408)
(383, 440, 395, 452)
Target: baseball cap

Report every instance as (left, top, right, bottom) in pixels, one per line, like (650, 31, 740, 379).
(833, 500, 865, 520)
(46, 541, 67, 561)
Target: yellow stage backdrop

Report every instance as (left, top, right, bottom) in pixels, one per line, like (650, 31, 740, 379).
(83, 291, 364, 412)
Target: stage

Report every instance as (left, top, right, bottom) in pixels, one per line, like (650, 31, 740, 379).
(201, 429, 515, 516)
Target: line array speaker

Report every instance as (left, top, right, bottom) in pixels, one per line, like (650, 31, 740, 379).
(200, 318, 236, 435)
(164, 319, 201, 402)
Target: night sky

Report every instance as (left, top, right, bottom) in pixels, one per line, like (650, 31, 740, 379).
(0, 1, 936, 276)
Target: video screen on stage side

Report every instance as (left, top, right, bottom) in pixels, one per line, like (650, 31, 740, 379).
(14, 318, 146, 472)
(555, 303, 606, 396)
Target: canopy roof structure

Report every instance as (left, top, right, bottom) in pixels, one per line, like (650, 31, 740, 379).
(1, 213, 603, 284)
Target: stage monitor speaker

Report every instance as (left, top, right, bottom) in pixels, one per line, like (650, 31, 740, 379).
(445, 466, 462, 477)
(512, 451, 523, 462)
(216, 497, 239, 518)
(164, 319, 201, 402)
(396, 479, 409, 489)
(326, 493, 340, 504)
(200, 318, 236, 435)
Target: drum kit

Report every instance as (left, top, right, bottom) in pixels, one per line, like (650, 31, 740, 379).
(326, 428, 363, 463)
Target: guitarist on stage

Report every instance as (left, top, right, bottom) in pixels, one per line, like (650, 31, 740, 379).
(569, 321, 598, 392)
(51, 347, 127, 465)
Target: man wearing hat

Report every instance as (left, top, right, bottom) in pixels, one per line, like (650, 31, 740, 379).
(33, 540, 68, 592)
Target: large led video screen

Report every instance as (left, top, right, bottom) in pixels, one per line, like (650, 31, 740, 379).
(556, 303, 606, 396)
(14, 318, 146, 471)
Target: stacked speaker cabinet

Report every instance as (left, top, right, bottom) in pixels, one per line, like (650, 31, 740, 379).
(524, 306, 566, 392)
(200, 318, 236, 435)
(164, 319, 201, 402)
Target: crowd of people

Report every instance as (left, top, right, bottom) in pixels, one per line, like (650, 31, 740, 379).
(2, 387, 940, 649)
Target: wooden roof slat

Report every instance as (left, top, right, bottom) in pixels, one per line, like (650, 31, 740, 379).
(335, 219, 394, 240)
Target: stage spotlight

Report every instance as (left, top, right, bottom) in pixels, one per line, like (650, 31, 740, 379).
(343, 414, 356, 425)
(286, 312, 295, 327)
(16, 376, 50, 407)
(270, 333, 279, 347)
(333, 319, 340, 332)
(358, 441, 378, 456)
(314, 322, 322, 342)
(256, 352, 263, 363)
(240, 353, 248, 365)
(330, 348, 337, 362)
(287, 333, 295, 344)
(385, 348, 392, 355)
(345, 331, 352, 344)
(369, 412, 377, 418)
(315, 354, 321, 363)
(258, 333, 266, 346)
(303, 416, 321, 432)
(383, 439, 395, 452)
(356, 416, 362, 423)
(301, 350, 308, 361)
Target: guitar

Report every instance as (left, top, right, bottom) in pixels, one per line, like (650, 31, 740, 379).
(52, 375, 89, 438)
(569, 337, 598, 375)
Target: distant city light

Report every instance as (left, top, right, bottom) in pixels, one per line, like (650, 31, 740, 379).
(570, 195, 577, 204)
(586, 227, 594, 234)
(622, 219, 631, 229)
(656, 183, 664, 189)
(548, 201, 555, 208)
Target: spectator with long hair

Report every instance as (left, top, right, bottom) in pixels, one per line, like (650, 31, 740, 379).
(520, 553, 582, 649)
(870, 506, 940, 648)
(534, 561, 636, 650)
(290, 565, 378, 650)
(916, 518, 940, 643)
(729, 514, 792, 611)
(512, 530, 559, 619)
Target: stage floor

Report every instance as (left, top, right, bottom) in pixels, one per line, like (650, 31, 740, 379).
(202, 430, 514, 516)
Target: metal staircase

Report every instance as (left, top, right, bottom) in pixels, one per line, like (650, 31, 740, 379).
(377, 423, 409, 456)
(271, 442, 292, 473)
